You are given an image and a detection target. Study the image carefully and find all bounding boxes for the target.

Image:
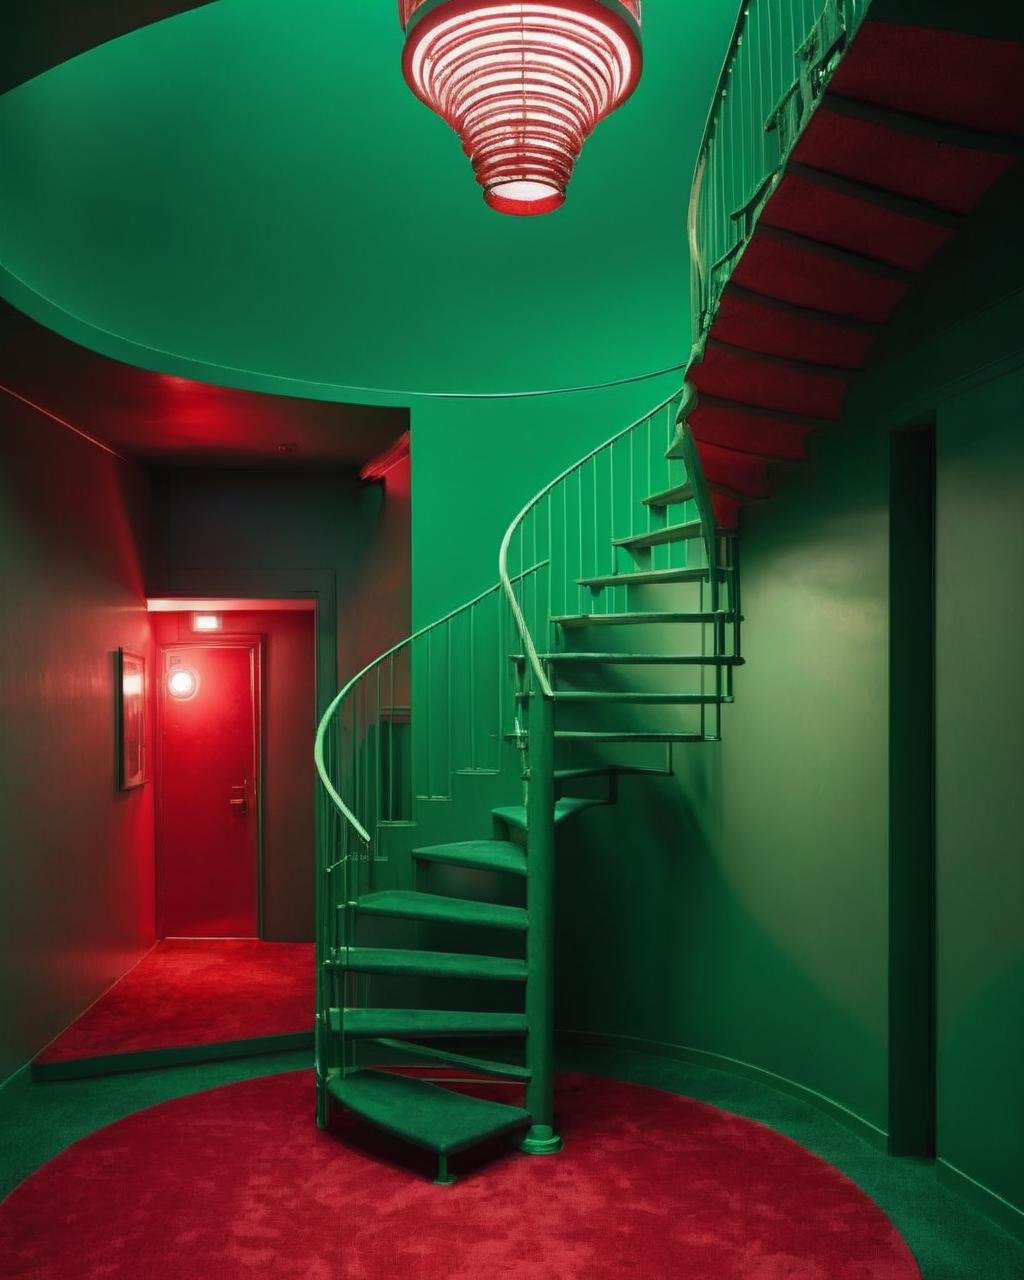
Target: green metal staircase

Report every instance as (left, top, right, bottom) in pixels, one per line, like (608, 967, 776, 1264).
(313, 0, 1024, 1181)
(313, 388, 739, 1182)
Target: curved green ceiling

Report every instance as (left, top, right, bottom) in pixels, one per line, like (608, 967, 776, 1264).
(0, 0, 736, 401)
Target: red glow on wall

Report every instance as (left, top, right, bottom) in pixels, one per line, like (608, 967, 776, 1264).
(399, 0, 642, 216)
(359, 431, 411, 482)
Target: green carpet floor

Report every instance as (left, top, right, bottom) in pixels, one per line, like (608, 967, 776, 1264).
(2, 1041, 1021, 1280)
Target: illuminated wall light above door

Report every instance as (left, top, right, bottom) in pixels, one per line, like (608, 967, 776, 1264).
(398, 1, 643, 216)
(167, 668, 199, 699)
(192, 613, 222, 632)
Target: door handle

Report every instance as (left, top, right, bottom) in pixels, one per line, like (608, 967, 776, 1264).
(229, 796, 248, 814)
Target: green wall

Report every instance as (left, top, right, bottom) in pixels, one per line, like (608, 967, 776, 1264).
(411, 378, 681, 624)
(553, 163, 1024, 1229)
(934, 377, 1024, 1227)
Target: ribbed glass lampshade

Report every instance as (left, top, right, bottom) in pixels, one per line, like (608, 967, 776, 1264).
(399, 1, 643, 216)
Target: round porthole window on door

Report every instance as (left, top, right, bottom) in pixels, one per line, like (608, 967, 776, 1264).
(167, 667, 199, 700)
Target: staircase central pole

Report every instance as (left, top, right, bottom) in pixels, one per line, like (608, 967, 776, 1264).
(521, 689, 563, 1154)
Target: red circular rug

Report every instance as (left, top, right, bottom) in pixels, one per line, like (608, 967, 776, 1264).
(1, 1070, 919, 1280)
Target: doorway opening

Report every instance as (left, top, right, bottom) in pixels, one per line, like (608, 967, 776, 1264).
(149, 598, 318, 942)
(888, 423, 936, 1157)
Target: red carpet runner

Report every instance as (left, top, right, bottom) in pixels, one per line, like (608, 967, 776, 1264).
(33, 940, 313, 1075)
(1, 1070, 920, 1279)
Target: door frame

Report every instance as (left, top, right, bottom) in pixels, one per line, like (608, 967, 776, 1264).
(156, 633, 265, 939)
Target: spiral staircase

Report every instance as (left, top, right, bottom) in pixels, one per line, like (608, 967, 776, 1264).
(314, 0, 1024, 1182)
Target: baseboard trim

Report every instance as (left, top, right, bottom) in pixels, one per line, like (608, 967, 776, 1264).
(558, 1029, 889, 1152)
(937, 1159, 1024, 1245)
(30, 1030, 313, 1082)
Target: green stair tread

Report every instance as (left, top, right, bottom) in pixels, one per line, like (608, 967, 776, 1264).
(413, 840, 526, 876)
(540, 652, 744, 665)
(553, 611, 736, 628)
(554, 730, 705, 743)
(579, 567, 713, 588)
(355, 890, 527, 930)
(493, 796, 605, 830)
(551, 691, 723, 704)
(327, 946, 527, 981)
(643, 482, 694, 507)
(333, 1008, 529, 1038)
(553, 765, 668, 781)
(328, 1069, 531, 1155)
(368, 1038, 531, 1082)
(613, 521, 703, 550)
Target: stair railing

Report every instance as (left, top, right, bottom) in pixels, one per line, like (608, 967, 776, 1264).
(313, 577, 532, 1117)
(497, 384, 731, 1149)
(688, 0, 873, 358)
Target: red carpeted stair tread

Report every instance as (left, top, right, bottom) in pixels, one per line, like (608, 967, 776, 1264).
(794, 105, 1015, 215)
(760, 172, 953, 272)
(688, 400, 812, 462)
(690, 342, 849, 421)
(733, 231, 909, 322)
(829, 22, 1024, 138)
(0, 1070, 923, 1280)
(716, 287, 877, 369)
(696, 442, 770, 499)
(710, 490, 739, 530)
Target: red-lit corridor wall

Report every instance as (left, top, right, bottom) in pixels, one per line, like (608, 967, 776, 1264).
(1, 437, 411, 1078)
(0, 396, 156, 1081)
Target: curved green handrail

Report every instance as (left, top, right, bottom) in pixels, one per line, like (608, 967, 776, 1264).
(315, 577, 507, 845)
(498, 387, 686, 698)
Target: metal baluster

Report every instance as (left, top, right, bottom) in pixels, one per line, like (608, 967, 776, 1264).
(388, 654, 395, 821)
(469, 603, 477, 771)
(446, 616, 453, 796)
(371, 660, 378, 849)
(609, 437, 616, 589)
(547, 493, 554, 649)
(533, 505, 539, 646)
(425, 629, 432, 798)
(577, 468, 584, 618)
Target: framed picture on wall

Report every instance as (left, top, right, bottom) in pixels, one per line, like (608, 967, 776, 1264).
(117, 649, 147, 790)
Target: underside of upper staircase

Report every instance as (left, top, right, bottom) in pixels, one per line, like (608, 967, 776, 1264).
(687, 13, 1024, 528)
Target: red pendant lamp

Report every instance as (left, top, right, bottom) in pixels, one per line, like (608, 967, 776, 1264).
(398, 1, 643, 216)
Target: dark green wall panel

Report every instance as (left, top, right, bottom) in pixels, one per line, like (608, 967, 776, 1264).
(935, 371, 1024, 1223)
(152, 461, 410, 690)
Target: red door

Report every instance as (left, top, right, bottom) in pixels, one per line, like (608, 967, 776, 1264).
(157, 641, 260, 937)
